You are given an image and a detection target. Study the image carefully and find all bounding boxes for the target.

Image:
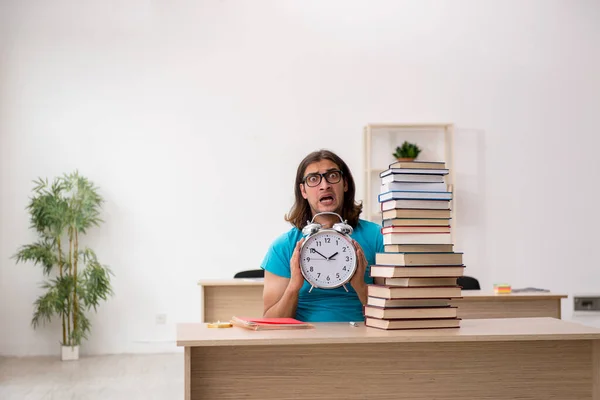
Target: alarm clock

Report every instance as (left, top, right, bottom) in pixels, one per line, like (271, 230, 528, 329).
(300, 212, 357, 292)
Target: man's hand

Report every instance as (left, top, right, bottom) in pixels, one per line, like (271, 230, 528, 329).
(349, 239, 368, 305)
(288, 238, 306, 292)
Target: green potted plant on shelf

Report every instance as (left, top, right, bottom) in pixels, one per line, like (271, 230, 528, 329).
(13, 171, 114, 361)
(393, 141, 421, 162)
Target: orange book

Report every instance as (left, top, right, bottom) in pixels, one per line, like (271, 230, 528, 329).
(230, 316, 314, 330)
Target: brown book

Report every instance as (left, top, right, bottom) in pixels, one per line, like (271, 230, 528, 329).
(370, 264, 465, 278)
(382, 218, 451, 227)
(367, 297, 450, 308)
(374, 277, 459, 287)
(388, 161, 447, 169)
(381, 199, 450, 211)
(365, 306, 457, 320)
(368, 285, 462, 299)
(384, 244, 454, 253)
(382, 226, 451, 234)
(375, 252, 463, 266)
(382, 209, 451, 219)
(366, 317, 461, 330)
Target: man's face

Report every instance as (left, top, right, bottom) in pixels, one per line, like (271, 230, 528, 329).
(300, 159, 348, 217)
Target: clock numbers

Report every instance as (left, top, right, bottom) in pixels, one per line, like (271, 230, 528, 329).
(325, 238, 330, 243)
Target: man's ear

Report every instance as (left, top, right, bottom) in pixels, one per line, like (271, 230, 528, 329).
(344, 178, 348, 192)
(300, 183, 308, 199)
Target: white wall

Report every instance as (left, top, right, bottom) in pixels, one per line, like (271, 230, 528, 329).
(1, 0, 599, 356)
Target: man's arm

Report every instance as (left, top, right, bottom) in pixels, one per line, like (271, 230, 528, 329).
(262, 239, 305, 318)
(263, 272, 300, 317)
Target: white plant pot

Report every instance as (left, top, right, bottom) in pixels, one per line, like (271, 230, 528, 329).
(61, 345, 79, 361)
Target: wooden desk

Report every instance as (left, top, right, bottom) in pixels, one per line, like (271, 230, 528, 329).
(198, 279, 567, 322)
(177, 317, 600, 400)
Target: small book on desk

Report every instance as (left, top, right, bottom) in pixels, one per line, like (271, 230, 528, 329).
(230, 316, 314, 331)
(511, 287, 550, 293)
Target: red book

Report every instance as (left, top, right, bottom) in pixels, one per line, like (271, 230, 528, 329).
(230, 316, 315, 330)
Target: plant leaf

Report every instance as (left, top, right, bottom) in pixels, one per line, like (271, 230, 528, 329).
(13, 240, 58, 276)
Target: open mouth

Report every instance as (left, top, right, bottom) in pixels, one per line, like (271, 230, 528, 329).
(319, 195, 334, 205)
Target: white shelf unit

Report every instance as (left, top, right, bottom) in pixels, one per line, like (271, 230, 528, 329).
(362, 123, 456, 231)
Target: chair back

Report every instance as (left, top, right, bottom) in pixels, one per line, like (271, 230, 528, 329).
(457, 275, 480, 290)
(234, 269, 265, 279)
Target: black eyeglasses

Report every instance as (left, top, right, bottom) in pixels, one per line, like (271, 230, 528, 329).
(302, 170, 343, 187)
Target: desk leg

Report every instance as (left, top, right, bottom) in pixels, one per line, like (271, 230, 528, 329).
(594, 340, 599, 400)
(199, 285, 205, 322)
(558, 299, 562, 319)
(185, 347, 191, 400)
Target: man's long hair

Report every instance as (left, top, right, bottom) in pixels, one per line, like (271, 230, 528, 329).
(285, 149, 363, 230)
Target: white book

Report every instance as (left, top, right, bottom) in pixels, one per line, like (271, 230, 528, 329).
(380, 182, 447, 193)
(380, 168, 449, 177)
(381, 174, 445, 184)
(383, 233, 453, 245)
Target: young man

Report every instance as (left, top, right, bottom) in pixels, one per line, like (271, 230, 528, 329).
(260, 149, 384, 322)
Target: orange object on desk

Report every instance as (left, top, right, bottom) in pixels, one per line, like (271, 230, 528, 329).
(494, 284, 512, 294)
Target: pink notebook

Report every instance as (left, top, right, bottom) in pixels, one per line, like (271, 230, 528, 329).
(230, 316, 314, 330)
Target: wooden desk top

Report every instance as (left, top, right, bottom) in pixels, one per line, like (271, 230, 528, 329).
(198, 279, 265, 287)
(196, 279, 568, 300)
(177, 317, 600, 347)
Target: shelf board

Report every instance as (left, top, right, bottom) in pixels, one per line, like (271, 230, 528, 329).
(366, 123, 453, 130)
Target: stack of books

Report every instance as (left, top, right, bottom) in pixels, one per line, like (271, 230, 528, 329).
(365, 160, 464, 330)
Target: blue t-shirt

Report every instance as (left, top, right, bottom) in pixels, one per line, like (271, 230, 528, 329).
(260, 219, 384, 322)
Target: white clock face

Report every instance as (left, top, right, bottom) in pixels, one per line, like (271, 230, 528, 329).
(300, 230, 357, 289)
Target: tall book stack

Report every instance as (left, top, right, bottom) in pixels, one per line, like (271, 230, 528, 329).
(365, 160, 464, 330)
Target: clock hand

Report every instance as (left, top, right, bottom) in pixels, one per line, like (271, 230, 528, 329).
(312, 250, 328, 259)
(328, 252, 338, 260)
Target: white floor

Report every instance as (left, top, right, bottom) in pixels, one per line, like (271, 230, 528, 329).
(0, 353, 183, 400)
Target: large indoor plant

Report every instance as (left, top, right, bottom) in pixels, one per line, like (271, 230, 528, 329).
(13, 171, 113, 360)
